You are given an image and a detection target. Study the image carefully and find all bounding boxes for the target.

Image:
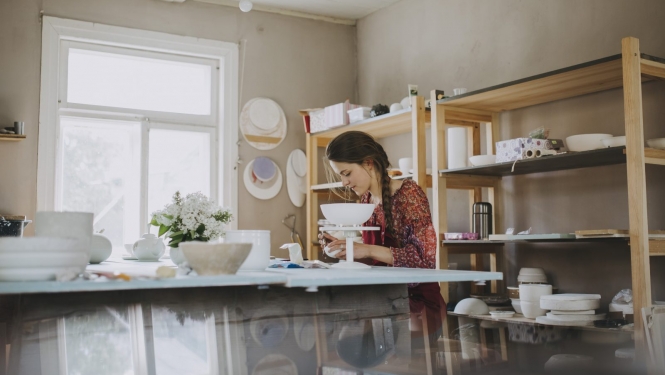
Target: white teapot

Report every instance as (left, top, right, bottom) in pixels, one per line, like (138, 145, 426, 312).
(133, 234, 165, 261)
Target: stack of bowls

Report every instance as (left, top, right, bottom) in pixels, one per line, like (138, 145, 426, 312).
(519, 284, 552, 318)
(0, 237, 89, 281)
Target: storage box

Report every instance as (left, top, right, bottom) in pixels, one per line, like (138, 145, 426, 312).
(495, 138, 562, 162)
(347, 107, 371, 124)
(324, 100, 362, 130)
(308, 109, 326, 133)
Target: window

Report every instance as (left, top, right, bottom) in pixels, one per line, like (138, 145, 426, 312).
(39, 17, 239, 256)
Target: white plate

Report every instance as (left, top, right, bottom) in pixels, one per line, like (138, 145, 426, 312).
(286, 150, 306, 207)
(240, 98, 287, 150)
(244, 157, 283, 200)
(0, 237, 82, 252)
(0, 251, 88, 268)
(0, 266, 86, 281)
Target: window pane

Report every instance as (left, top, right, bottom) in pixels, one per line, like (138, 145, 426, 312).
(151, 306, 216, 375)
(67, 48, 212, 115)
(148, 129, 211, 217)
(64, 307, 135, 375)
(59, 117, 141, 255)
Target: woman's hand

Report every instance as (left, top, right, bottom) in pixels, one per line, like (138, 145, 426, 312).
(318, 232, 339, 251)
(329, 241, 374, 260)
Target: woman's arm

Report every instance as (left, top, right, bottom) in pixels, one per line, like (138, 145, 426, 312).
(390, 182, 437, 269)
(324, 238, 394, 264)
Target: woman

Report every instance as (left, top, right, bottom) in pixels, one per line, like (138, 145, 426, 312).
(319, 130, 445, 343)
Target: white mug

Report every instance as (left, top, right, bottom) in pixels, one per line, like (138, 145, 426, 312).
(225, 230, 270, 271)
(398, 157, 413, 174)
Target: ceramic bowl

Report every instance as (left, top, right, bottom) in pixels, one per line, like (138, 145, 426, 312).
(565, 134, 613, 152)
(469, 155, 497, 166)
(0, 237, 83, 252)
(520, 300, 547, 319)
(225, 230, 270, 271)
(601, 136, 626, 148)
(89, 234, 112, 264)
(519, 284, 553, 302)
(179, 242, 252, 276)
(517, 275, 548, 283)
(646, 137, 665, 150)
(511, 299, 523, 314)
(453, 298, 490, 315)
(320, 203, 375, 226)
(518, 267, 546, 276)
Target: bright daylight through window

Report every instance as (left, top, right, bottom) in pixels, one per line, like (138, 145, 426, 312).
(38, 18, 238, 257)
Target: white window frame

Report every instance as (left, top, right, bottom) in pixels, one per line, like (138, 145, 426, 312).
(38, 16, 239, 227)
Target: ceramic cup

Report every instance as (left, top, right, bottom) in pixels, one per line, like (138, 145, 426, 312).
(398, 157, 413, 175)
(35, 211, 93, 259)
(225, 230, 270, 271)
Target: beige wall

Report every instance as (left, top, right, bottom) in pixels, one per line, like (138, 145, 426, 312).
(0, 0, 357, 256)
(357, 0, 665, 304)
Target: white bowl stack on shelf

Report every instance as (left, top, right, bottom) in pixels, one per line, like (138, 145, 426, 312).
(536, 294, 604, 326)
(513, 268, 548, 315)
(519, 284, 552, 318)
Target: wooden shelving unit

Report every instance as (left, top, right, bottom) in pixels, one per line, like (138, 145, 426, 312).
(304, 97, 430, 260)
(0, 134, 26, 142)
(430, 37, 665, 364)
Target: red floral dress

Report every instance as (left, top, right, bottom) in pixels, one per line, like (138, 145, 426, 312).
(360, 179, 445, 334)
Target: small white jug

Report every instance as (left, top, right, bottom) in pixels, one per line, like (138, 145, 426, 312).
(133, 234, 165, 261)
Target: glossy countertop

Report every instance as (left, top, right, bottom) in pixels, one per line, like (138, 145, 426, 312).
(0, 257, 503, 295)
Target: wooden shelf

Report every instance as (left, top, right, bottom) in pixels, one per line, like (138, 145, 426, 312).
(448, 311, 634, 333)
(439, 147, 664, 178)
(311, 175, 433, 191)
(436, 53, 665, 112)
(310, 107, 431, 146)
(0, 134, 26, 142)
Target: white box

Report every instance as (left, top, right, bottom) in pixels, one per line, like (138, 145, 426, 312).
(347, 107, 371, 124)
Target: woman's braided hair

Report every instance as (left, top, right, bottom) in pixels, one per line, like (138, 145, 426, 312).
(325, 131, 394, 235)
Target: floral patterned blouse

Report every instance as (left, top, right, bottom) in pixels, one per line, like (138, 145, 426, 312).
(360, 179, 437, 269)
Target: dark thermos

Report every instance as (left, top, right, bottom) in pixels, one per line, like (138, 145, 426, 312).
(472, 202, 493, 240)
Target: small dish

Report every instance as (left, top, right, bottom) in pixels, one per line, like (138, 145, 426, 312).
(490, 311, 515, 319)
(601, 136, 626, 148)
(646, 137, 665, 150)
(469, 155, 497, 166)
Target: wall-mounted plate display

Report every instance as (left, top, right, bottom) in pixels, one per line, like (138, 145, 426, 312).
(240, 98, 287, 150)
(251, 354, 298, 375)
(244, 157, 282, 200)
(286, 149, 307, 207)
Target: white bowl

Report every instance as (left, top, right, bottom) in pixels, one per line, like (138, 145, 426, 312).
(225, 230, 271, 271)
(520, 300, 547, 319)
(517, 275, 548, 283)
(646, 137, 665, 150)
(469, 155, 496, 166)
(453, 298, 490, 315)
(601, 136, 626, 148)
(0, 251, 89, 268)
(511, 299, 523, 314)
(0, 237, 83, 252)
(518, 267, 546, 275)
(320, 203, 375, 226)
(89, 234, 112, 264)
(180, 242, 252, 276)
(519, 284, 552, 302)
(490, 311, 515, 319)
(565, 134, 613, 152)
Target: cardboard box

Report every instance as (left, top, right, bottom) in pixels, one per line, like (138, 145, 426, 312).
(495, 138, 562, 162)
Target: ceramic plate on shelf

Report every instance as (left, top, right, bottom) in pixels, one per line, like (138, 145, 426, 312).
(240, 98, 287, 150)
(286, 149, 306, 207)
(244, 157, 283, 200)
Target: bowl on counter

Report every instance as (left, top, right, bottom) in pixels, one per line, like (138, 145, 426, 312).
(565, 134, 613, 152)
(646, 137, 665, 150)
(601, 136, 626, 148)
(453, 298, 490, 315)
(469, 155, 496, 166)
(320, 203, 375, 226)
(179, 242, 252, 276)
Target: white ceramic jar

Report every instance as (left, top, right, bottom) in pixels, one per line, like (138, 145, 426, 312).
(225, 230, 270, 271)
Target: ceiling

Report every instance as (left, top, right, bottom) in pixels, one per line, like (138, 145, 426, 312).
(194, 0, 401, 24)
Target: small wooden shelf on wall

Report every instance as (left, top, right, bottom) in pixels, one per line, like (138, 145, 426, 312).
(0, 134, 26, 142)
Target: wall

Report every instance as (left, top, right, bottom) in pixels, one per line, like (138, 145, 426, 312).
(0, 0, 357, 256)
(357, 0, 665, 303)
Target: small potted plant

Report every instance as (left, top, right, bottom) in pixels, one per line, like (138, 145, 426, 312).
(150, 191, 232, 266)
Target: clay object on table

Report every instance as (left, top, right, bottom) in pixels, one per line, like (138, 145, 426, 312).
(133, 233, 166, 261)
(89, 234, 112, 264)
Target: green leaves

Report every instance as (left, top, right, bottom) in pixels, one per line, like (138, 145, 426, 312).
(158, 224, 169, 237)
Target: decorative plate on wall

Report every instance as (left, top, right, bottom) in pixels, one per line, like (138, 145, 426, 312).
(243, 157, 283, 200)
(240, 98, 287, 150)
(286, 149, 307, 207)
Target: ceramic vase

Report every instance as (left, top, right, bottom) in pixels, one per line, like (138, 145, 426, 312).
(170, 245, 188, 267)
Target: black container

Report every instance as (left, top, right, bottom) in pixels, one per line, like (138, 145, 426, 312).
(472, 202, 493, 240)
(0, 217, 31, 237)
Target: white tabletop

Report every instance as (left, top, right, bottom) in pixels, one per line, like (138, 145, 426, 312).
(0, 258, 503, 295)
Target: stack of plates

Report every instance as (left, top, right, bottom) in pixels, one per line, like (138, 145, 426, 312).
(536, 294, 603, 326)
(0, 237, 89, 281)
(517, 267, 547, 284)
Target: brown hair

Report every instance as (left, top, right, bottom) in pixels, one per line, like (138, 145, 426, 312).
(324, 131, 394, 235)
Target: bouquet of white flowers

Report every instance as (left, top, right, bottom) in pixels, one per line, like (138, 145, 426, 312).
(150, 191, 232, 248)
